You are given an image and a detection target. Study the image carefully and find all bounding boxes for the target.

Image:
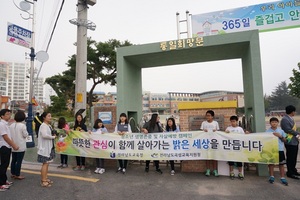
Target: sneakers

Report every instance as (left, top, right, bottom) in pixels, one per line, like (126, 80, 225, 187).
(94, 168, 100, 174)
(6, 181, 13, 186)
(80, 166, 85, 171)
(98, 168, 105, 174)
(230, 172, 235, 180)
(145, 167, 149, 173)
(205, 169, 210, 176)
(238, 173, 244, 180)
(170, 170, 175, 176)
(213, 170, 219, 177)
(95, 168, 106, 174)
(57, 164, 63, 169)
(280, 178, 288, 186)
(269, 176, 275, 184)
(62, 164, 68, 168)
(122, 168, 126, 174)
(156, 169, 163, 174)
(73, 166, 81, 171)
(0, 185, 9, 192)
(116, 167, 122, 173)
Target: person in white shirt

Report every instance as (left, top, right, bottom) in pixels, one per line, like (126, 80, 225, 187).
(225, 115, 247, 180)
(92, 119, 108, 174)
(200, 110, 219, 177)
(37, 112, 56, 187)
(10, 111, 28, 180)
(0, 109, 19, 192)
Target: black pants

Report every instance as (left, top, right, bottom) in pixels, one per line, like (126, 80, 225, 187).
(11, 151, 25, 176)
(0, 146, 12, 185)
(76, 156, 85, 166)
(60, 154, 68, 165)
(96, 158, 104, 168)
(145, 160, 160, 170)
(169, 160, 175, 170)
(118, 160, 127, 169)
(285, 144, 299, 176)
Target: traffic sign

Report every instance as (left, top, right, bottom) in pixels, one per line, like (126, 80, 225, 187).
(7, 22, 32, 48)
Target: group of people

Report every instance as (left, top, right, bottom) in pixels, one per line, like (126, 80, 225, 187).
(0, 109, 27, 191)
(1, 104, 299, 191)
(199, 105, 300, 186)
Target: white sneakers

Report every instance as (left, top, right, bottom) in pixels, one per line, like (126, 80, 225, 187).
(94, 168, 105, 174)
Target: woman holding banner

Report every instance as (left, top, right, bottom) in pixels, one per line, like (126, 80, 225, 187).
(115, 113, 132, 174)
(73, 113, 88, 171)
(165, 117, 180, 175)
(37, 112, 56, 187)
(142, 113, 163, 174)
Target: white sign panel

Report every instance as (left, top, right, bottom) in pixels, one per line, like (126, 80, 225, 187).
(98, 112, 112, 124)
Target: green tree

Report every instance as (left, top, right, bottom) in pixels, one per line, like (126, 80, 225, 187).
(269, 81, 298, 110)
(46, 38, 132, 112)
(47, 95, 67, 114)
(264, 94, 271, 113)
(289, 62, 300, 98)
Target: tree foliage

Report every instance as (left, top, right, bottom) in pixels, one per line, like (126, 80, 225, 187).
(45, 38, 132, 112)
(289, 62, 300, 98)
(268, 81, 298, 110)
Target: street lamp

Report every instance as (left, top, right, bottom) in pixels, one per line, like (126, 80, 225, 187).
(14, 0, 49, 147)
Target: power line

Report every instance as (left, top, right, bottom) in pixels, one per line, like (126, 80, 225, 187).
(36, 0, 65, 79)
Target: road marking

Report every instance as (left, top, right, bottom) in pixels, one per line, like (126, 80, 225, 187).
(20, 169, 100, 183)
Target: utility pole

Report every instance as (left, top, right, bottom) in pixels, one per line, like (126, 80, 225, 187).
(26, 0, 37, 148)
(75, 0, 87, 116)
(70, 0, 96, 117)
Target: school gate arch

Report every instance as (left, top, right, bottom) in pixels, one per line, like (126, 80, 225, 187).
(116, 30, 267, 175)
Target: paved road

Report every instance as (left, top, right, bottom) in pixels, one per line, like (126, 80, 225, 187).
(1, 159, 300, 200)
(1, 134, 300, 200)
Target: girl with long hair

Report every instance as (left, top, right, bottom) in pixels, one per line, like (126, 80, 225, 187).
(115, 113, 132, 174)
(142, 113, 163, 174)
(37, 112, 56, 187)
(57, 117, 70, 168)
(92, 119, 108, 174)
(165, 117, 180, 175)
(73, 114, 88, 171)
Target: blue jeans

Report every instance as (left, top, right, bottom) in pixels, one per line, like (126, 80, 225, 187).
(11, 151, 25, 176)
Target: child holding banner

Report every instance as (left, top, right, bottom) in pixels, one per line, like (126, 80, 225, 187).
(266, 117, 288, 186)
(73, 113, 88, 171)
(57, 117, 70, 168)
(92, 119, 108, 174)
(225, 115, 245, 180)
(165, 117, 180, 175)
(115, 113, 132, 174)
(200, 110, 219, 177)
(142, 113, 163, 174)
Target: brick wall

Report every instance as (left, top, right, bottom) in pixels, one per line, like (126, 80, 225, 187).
(179, 107, 236, 172)
(93, 106, 117, 133)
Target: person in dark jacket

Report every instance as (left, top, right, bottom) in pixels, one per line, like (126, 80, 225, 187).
(280, 105, 300, 179)
(142, 113, 163, 174)
(73, 113, 88, 171)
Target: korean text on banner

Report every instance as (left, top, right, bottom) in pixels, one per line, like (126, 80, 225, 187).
(191, 0, 300, 37)
(55, 130, 279, 164)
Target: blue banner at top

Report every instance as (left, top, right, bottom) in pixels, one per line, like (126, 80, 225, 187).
(191, 0, 300, 37)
